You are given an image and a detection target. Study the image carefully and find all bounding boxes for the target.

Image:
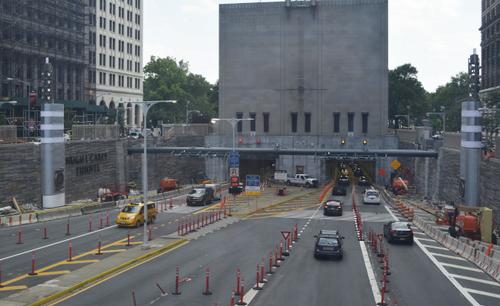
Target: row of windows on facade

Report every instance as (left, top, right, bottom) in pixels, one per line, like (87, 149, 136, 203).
(1, 2, 84, 32)
(92, 53, 141, 73)
(0, 60, 82, 85)
(94, 34, 141, 56)
(98, 0, 141, 11)
(233, 112, 370, 134)
(91, 15, 141, 40)
(97, 72, 141, 89)
(0, 28, 84, 56)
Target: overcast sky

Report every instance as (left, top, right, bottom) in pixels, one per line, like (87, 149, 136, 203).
(144, 0, 480, 92)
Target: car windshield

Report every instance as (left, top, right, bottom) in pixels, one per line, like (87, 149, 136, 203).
(392, 222, 410, 230)
(318, 238, 339, 246)
(122, 205, 140, 213)
(303, 175, 310, 179)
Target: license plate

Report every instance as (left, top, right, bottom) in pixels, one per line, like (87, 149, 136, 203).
(322, 247, 334, 251)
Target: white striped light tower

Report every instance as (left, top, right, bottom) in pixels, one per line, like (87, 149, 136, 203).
(40, 57, 66, 208)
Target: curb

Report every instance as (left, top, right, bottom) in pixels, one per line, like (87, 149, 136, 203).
(29, 238, 188, 306)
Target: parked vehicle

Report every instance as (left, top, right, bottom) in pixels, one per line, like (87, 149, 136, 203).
(323, 199, 343, 216)
(314, 229, 344, 259)
(286, 174, 319, 188)
(358, 176, 370, 186)
(116, 202, 157, 227)
(383, 221, 414, 244)
(363, 188, 381, 204)
(331, 185, 347, 196)
(186, 187, 215, 206)
(157, 178, 177, 193)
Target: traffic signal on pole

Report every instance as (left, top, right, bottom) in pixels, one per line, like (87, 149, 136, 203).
(229, 176, 242, 195)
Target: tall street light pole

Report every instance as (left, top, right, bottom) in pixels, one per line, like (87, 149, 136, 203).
(211, 118, 254, 152)
(134, 100, 177, 249)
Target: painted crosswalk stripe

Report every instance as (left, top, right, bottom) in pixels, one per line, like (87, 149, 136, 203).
(440, 263, 483, 272)
(420, 244, 448, 251)
(466, 288, 500, 299)
(450, 274, 500, 287)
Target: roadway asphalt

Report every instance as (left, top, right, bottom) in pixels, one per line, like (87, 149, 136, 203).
(3, 183, 500, 305)
(0, 193, 210, 297)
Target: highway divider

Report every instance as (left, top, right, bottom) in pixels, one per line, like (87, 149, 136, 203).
(0, 213, 38, 226)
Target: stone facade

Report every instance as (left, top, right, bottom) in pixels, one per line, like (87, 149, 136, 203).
(0, 136, 206, 208)
(0, 143, 41, 205)
(219, 0, 388, 137)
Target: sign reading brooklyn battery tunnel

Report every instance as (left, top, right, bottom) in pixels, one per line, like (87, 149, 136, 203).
(66, 153, 109, 176)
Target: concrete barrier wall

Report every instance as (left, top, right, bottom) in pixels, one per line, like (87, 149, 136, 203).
(0, 126, 17, 143)
(395, 129, 417, 144)
(443, 132, 461, 150)
(72, 125, 119, 140)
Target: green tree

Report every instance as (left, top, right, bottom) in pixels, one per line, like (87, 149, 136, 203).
(389, 64, 428, 128)
(426, 73, 469, 132)
(481, 91, 500, 152)
(143, 56, 217, 127)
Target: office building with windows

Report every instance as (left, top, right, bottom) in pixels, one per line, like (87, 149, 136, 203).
(481, 0, 500, 93)
(0, 0, 88, 128)
(207, 0, 396, 183)
(92, 0, 143, 127)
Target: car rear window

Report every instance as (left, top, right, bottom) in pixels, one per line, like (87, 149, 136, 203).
(392, 222, 410, 230)
(318, 238, 339, 246)
(366, 191, 379, 197)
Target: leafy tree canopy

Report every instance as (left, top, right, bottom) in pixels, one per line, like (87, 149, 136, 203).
(143, 56, 218, 127)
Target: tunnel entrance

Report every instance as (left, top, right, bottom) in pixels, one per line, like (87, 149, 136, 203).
(325, 159, 376, 183)
(239, 155, 276, 183)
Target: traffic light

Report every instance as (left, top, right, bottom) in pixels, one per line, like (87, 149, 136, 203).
(40, 58, 53, 102)
(362, 139, 368, 146)
(341, 138, 346, 145)
(229, 176, 242, 195)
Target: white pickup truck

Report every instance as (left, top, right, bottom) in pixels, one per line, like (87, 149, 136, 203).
(286, 174, 319, 188)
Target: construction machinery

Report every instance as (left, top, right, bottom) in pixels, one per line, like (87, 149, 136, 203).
(158, 178, 178, 193)
(391, 177, 409, 195)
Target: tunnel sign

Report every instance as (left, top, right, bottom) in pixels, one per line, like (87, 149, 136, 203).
(228, 152, 240, 168)
(245, 175, 261, 196)
(390, 159, 401, 170)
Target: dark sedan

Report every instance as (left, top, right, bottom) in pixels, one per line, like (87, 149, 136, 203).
(323, 200, 343, 216)
(383, 221, 414, 244)
(358, 176, 370, 186)
(338, 175, 350, 186)
(314, 234, 344, 259)
(331, 185, 347, 196)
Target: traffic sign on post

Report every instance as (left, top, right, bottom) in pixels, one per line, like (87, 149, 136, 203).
(229, 168, 239, 177)
(390, 159, 401, 170)
(281, 231, 290, 241)
(245, 175, 261, 196)
(228, 152, 240, 168)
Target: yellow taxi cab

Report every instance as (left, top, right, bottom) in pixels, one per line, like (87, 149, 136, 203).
(116, 202, 157, 227)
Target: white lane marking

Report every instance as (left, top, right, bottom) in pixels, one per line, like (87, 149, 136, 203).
(383, 205, 399, 221)
(414, 238, 481, 306)
(466, 288, 500, 299)
(414, 237, 436, 243)
(0, 225, 118, 262)
(429, 252, 467, 261)
(413, 231, 427, 236)
(440, 263, 483, 273)
(450, 274, 500, 287)
(420, 244, 448, 251)
(359, 241, 381, 304)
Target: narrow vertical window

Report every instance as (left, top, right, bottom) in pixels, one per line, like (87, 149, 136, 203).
(250, 112, 256, 132)
(304, 112, 311, 133)
(291, 112, 298, 133)
(333, 112, 340, 133)
(236, 112, 243, 133)
(362, 112, 369, 134)
(348, 112, 355, 133)
(263, 113, 270, 133)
